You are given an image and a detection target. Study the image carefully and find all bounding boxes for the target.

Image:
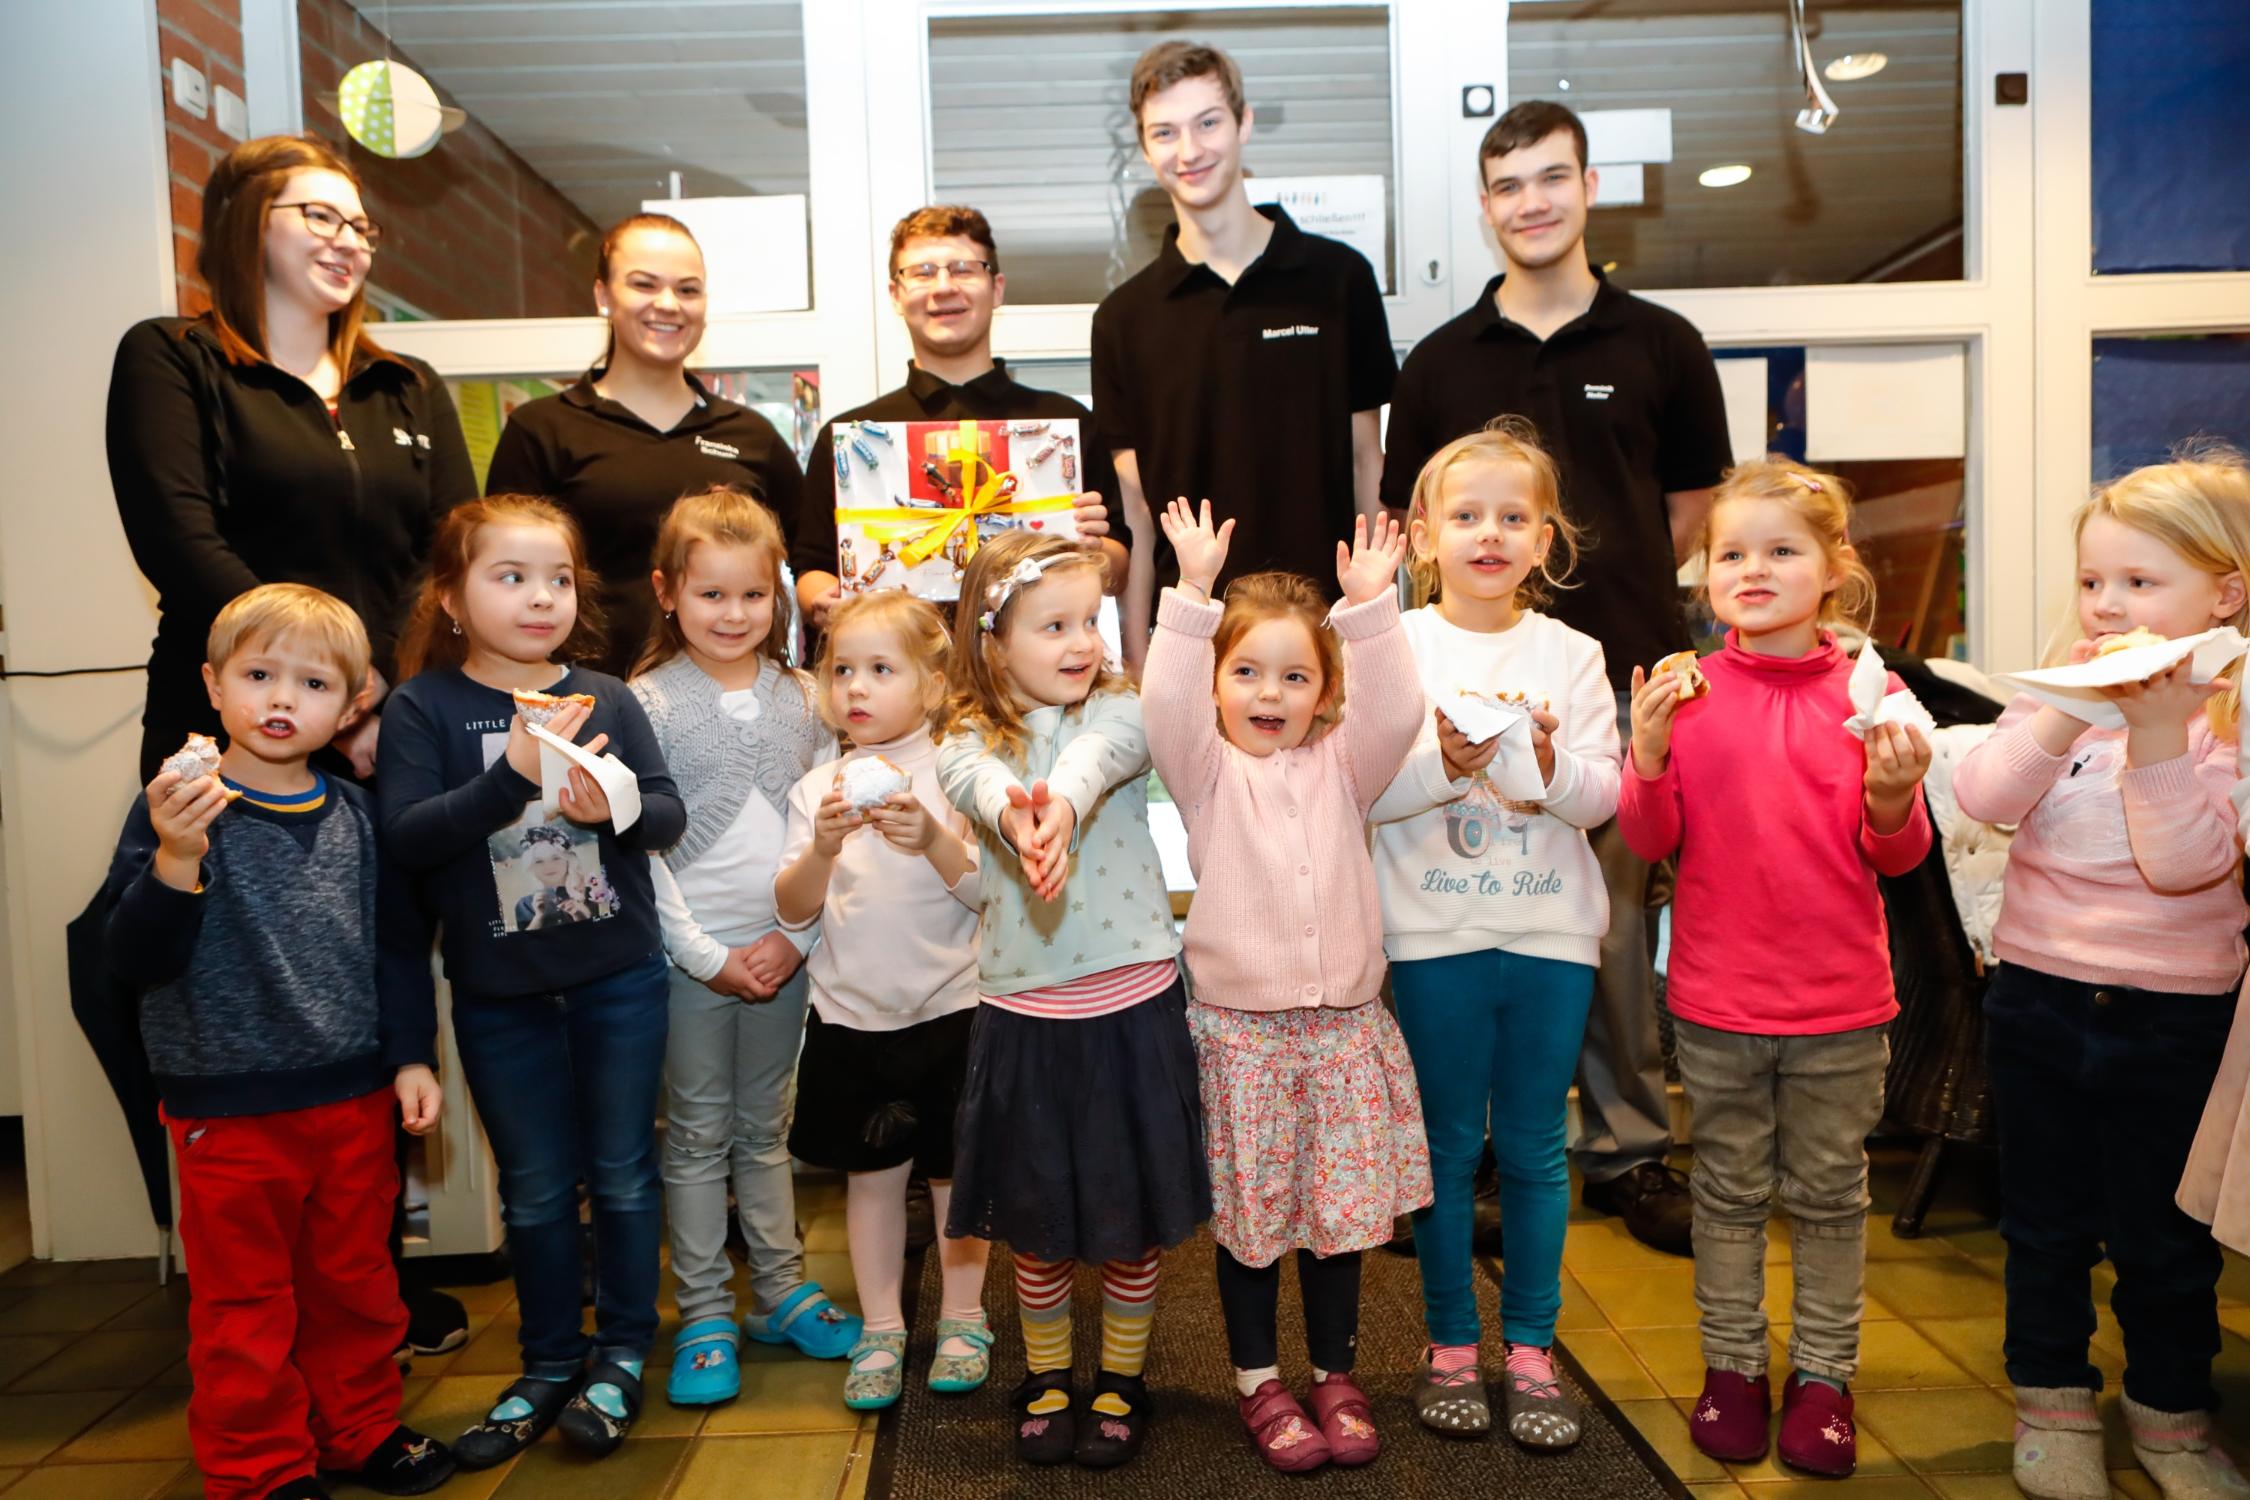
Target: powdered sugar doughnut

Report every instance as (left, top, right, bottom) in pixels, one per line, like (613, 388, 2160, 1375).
(839, 754, 911, 812)
(161, 732, 223, 784)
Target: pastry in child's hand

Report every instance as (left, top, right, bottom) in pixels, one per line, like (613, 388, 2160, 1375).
(512, 688, 597, 727)
(160, 732, 222, 783)
(158, 733, 242, 800)
(2094, 627, 2167, 657)
(1652, 650, 1710, 698)
(839, 754, 912, 812)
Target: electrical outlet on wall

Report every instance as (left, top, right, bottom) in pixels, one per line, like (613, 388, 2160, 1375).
(169, 57, 208, 119)
(214, 85, 247, 139)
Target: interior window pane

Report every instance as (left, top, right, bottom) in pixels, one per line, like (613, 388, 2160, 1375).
(2091, 0, 2250, 273)
(447, 367, 814, 488)
(1711, 346, 1970, 660)
(928, 6, 1395, 304)
(299, 2, 811, 319)
(1510, 1, 1965, 289)
(2092, 333, 2250, 476)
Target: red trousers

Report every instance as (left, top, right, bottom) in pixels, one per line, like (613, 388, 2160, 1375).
(166, 1088, 406, 1500)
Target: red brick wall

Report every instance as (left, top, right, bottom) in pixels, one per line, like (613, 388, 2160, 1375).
(156, 0, 246, 314)
(296, 0, 597, 320)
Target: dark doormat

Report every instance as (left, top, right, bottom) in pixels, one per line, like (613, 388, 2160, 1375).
(866, 1229, 1687, 1498)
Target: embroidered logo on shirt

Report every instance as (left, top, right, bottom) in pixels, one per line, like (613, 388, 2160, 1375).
(695, 436, 741, 459)
(1262, 324, 1320, 339)
(1584, 383, 1616, 401)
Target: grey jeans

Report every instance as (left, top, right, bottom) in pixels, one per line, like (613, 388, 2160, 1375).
(1571, 690, 1676, 1181)
(664, 961, 810, 1324)
(1672, 1017, 1889, 1383)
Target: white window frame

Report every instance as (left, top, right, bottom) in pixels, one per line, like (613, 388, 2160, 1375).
(233, 0, 2250, 679)
(2031, 0, 2250, 643)
(869, 0, 1458, 373)
(314, 3, 883, 417)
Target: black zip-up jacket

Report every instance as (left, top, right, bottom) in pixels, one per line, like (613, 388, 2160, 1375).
(106, 317, 477, 777)
(485, 373, 804, 677)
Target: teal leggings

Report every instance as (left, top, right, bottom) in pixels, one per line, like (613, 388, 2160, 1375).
(1391, 949, 1595, 1348)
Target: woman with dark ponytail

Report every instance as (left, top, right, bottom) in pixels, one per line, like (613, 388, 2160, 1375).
(486, 213, 804, 676)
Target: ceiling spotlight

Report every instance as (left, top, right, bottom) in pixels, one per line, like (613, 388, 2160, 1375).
(1823, 52, 1889, 81)
(1698, 163, 1754, 188)
(1558, 78, 1571, 90)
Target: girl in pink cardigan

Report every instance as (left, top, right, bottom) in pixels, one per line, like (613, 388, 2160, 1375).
(1142, 500, 1430, 1475)
(1955, 453, 2250, 1500)
(1619, 459, 1931, 1479)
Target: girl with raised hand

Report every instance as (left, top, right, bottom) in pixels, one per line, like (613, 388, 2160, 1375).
(1143, 500, 1428, 1474)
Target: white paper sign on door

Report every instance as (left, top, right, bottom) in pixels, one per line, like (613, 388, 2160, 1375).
(640, 194, 810, 314)
(1246, 175, 1390, 292)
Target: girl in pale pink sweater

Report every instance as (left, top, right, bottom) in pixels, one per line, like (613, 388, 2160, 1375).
(773, 590, 987, 1414)
(1142, 501, 1429, 1475)
(1955, 454, 2250, 1500)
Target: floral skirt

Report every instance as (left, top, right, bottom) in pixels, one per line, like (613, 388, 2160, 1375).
(1190, 999, 1433, 1265)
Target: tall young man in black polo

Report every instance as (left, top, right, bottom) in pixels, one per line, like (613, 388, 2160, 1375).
(791, 206, 1126, 629)
(1093, 41, 1396, 673)
(1383, 100, 1733, 1256)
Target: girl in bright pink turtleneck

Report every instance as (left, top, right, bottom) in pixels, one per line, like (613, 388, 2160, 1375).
(1618, 459, 1931, 1480)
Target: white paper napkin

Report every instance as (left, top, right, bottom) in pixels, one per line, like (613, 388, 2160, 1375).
(1840, 640, 1937, 741)
(1993, 626, 2249, 729)
(1441, 689, 1548, 800)
(527, 721, 643, 832)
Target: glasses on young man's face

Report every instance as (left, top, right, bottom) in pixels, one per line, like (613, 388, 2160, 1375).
(272, 201, 384, 251)
(894, 258, 993, 288)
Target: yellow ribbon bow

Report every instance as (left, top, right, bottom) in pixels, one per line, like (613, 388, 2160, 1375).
(836, 445, 1075, 571)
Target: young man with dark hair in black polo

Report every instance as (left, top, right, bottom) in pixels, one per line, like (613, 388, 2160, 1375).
(1093, 40, 1396, 673)
(1383, 99, 1733, 1257)
(791, 205, 1127, 630)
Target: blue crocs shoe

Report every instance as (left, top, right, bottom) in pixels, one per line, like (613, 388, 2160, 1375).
(666, 1315, 741, 1407)
(742, 1283, 863, 1360)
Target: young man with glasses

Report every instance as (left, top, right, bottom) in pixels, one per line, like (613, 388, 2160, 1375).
(791, 207, 1127, 628)
(1092, 41, 1396, 674)
(1381, 100, 1734, 1257)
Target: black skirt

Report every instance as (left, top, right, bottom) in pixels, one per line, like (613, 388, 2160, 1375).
(788, 1006, 975, 1175)
(945, 976, 1211, 1263)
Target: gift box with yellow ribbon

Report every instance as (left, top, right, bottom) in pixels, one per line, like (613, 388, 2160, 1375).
(830, 416, 1080, 602)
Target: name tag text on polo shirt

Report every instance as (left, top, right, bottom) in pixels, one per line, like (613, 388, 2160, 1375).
(1584, 383, 1615, 401)
(1263, 324, 1321, 339)
(695, 436, 741, 459)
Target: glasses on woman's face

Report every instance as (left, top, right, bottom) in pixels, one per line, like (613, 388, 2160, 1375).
(894, 258, 993, 288)
(272, 201, 383, 251)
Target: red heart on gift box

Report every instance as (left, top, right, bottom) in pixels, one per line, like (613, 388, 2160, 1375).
(1029, 521, 1045, 529)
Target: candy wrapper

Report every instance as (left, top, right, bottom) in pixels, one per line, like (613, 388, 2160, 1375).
(1840, 639, 1937, 741)
(526, 721, 642, 833)
(1440, 688, 1549, 801)
(831, 416, 1081, 602)
(840, 754, 911, 812)
(1993, 626, 2249, 730)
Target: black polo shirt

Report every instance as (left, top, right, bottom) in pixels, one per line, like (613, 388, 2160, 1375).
(1381, 273, 1731, 688)
(788, 360, 1120, 579)
(1091, 204, 1395, 599)
(486, 371, 804, 677)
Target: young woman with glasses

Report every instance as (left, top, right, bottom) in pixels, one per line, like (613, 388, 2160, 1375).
(107, 133, 477, 785)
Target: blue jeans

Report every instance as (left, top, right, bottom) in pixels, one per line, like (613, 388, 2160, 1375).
(1391, 949, 1595, 1347)
(453, 954, 669, 1377)
(1985, 962, 2231, 1411)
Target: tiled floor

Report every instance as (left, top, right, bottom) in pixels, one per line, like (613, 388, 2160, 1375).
(0, 1155, 2243, 1498)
